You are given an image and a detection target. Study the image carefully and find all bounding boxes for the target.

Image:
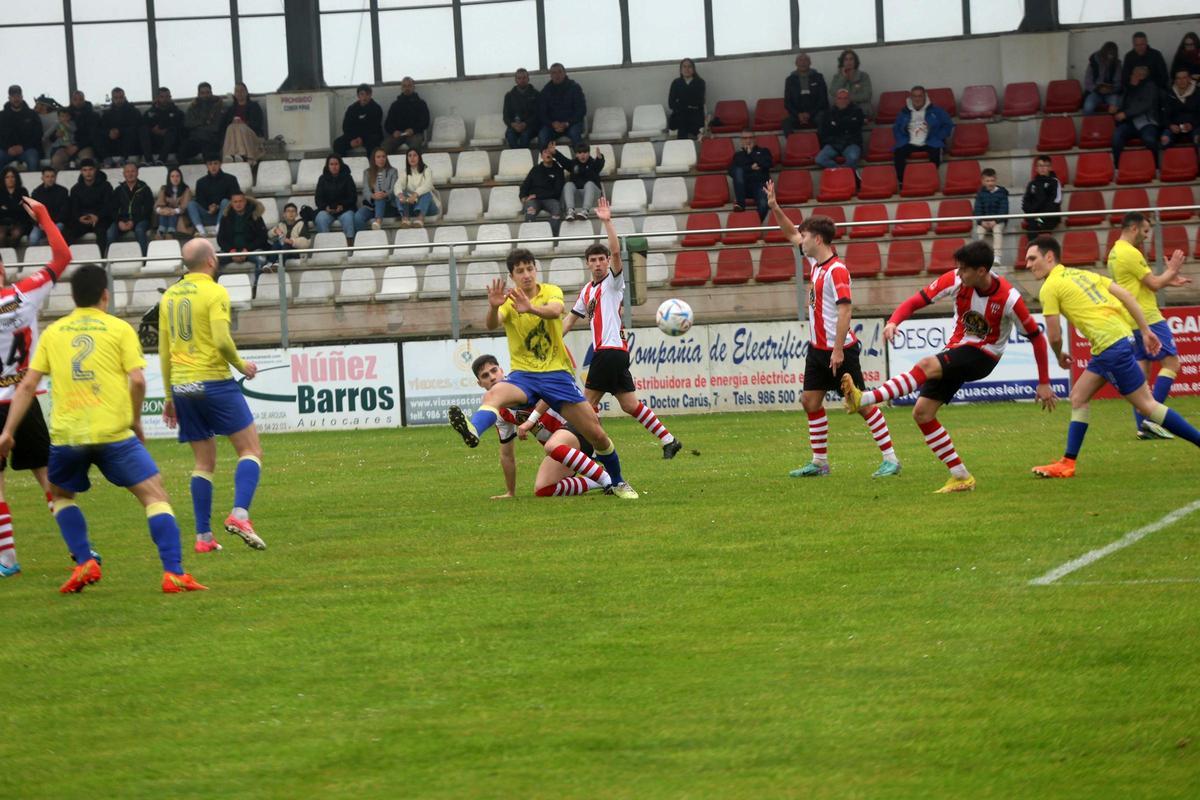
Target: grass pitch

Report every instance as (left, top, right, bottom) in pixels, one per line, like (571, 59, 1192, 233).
(2, 399, 1198, 798)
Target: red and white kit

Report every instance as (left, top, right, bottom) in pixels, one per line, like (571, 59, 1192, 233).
(903, 270, 1037, 359)
(0, 247, 67, 402)
(807, 255, 857, 350)
(495, 405, 567, 444)
(571, 269, 627, 352)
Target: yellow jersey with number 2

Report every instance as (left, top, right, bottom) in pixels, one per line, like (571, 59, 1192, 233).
(160, 272, 236, 384)
(498, 282, 574, 373)
(1039, 264, 1133, 356)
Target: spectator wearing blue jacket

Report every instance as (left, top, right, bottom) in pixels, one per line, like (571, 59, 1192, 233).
(537, 64, 586, 149)
(972, 168, 1009, 266)
(891, 86, 954, 184)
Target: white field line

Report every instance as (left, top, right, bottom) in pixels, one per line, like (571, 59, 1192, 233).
(1029, 499, 1200, 586)
(1063, 578, 1200, 586)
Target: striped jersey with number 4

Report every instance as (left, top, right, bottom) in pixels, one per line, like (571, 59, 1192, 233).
(571, 270, 627, 352)
(0, 263, 64, 403)
(920, 270, 1036, 359)
(806, 254, 857, 350)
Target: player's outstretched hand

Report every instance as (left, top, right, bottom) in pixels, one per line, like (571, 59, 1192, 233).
(163, 400, 177, 429)
(20, 196, 45, 221)
(490, 492, 514, 500)
(1035, 382, 1057, 412)
(0, 432, 13, 460)
(883, 322, 899, 342)
(516, 420, 534, 440)
(764, 180, 778, 209)
(487, 278, 507, 308)
(1167, 249, 1187, 274)
(241, 360, 258, 379)
(595, 196, 611, 221)
(1169, 274, 1192, 287)
(507, 285, 532, 313)
(1145, 330, 1162, 357)
(1056, 351, 1071, 370)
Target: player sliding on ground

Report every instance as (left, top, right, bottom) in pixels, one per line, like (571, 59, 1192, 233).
(448, 248, 638, 499)
(472, 355, 614, 497)
(561, 197, 683, 459)
(0, 265, 206, 593)
(842, 240, 1056, 493)
(1025, 235, 1200, 478)
(160, 238, 266, 551)
(765, 182, 900, 478)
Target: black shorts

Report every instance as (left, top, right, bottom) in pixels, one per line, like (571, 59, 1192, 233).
(0, 401, 51, 471)
(918, 346, 999, 404)
(562, 423, 594, 457)
(585, 348, 636, 395)
(803, 343, 864, 394)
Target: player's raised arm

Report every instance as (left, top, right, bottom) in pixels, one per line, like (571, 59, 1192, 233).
(765, 180, 801, 246)
(1141, 249, 1192, 290)
(508, 284, 563, 320)
(22, 197, 71, 277)
(485, 278, 506, 329)
(596, 197, 622, 275)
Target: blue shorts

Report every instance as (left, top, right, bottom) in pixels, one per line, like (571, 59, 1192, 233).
(172, 379, 255, 442)
(49, 436, 160, 493)
(502, 369, 586, 411)
(1086, 337, 1147, 396)
(1132, 320, 1178, 362)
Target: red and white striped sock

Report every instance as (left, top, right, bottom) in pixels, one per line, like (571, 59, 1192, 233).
(549, 445, 612, 487)
(0, 502, 15, 569)
(918, 418, 969, 478)
(536, 476, 601, 497)
(632, 401, 674, 444)
(864, 365, 928, 406)
(808, 409, 829, 463)
(863, 407, 897, 461)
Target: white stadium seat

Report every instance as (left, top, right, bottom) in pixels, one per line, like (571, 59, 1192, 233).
(443, 188, 483, 222)
(377, 265, 418, 300)
(225, 161, 254, 191)
(589, 107, 627, 141)
(469, 113, 507, 147)
(349, 229, 390, 263)
(594, 143, 617, 177)
(451, 150, 492, 184)
(609, 180, 647, 214)
(306, 232, 349, 267)
(110, 280, 130, 311)
(180, 164, 207, 188)
(432, 226, 470, 258)
(556, 220, 595, 255)
(47, 280, 75, 314)
(128, 278, 167, 312)
(253, 271, 293, 307)
(427, 115, 467, 149)
(547, 257, 586, 291)
(420, 263, 453, 298)
(143, 239, 182, 276)
(642, 215, 680, 247)
(517, 221, 554, 256)
(484, 185, 523, 220)
(631, 104, 669, 138)
(293, 158, 325, 192)
(19, 246, 51, 271)
(343, 157, 369, 182)
(473, 223, 514, 257)
(463, 261, 503, 297)
(338, 267, 378, 301)
(139, 165, 167, 193)
(392, 227, 430, 259)
(657, 139, 697, 174)
(106, 241, 145, 277)
(496, 148, 532, 181)
(649, 177, 688, 212)
(254, 160, 293, 193)
(258, 197, 280, 228)
(222, 273, 253, 309)
(618, 142, 657, 175)
(295, 270, 335, 304)
(644, 252, 669, 286)
(71, 244, 104, 265)
(422, 152, 453, 184)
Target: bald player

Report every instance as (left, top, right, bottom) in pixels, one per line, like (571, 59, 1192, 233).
(159, 238, 266, 551)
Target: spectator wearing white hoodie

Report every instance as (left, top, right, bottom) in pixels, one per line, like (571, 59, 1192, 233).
(890, 85, 954, 184)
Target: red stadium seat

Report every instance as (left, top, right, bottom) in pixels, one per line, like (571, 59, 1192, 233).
(1044, 79, 1083, 113)
(1116, 150, 1156, 185)
(710, 100, 748, 133)
(893, 201, 932, 236)
(1079, 115, 1115, 149)
(756, 247, 798, 282)
(959, 85, 998, 119)
(682, 212, 721, 247)
(714, 248, 754, 284)
(765, 207, 803, 242)
(775, 170, 813, 204)
(722, 210, 762, 245)
(811, 205, 846, 238)
(949, 123, 989, 157)
(755, 134, 782, 166)
(1066, 191, 1105, 227)
(849, 204, 889, 239)
(844, 242, 882, 278)
(943, 160, 981, 196)
(927, 87, 957, 117)
(782, 132, 819, 166)
(1156, 186, 1195, 221)
(817, 167, 856, 202)
(752, 98, 787, 132)
(1195, 228, 1200, 260)
(875, 91, 908, 123)
(1110, 188, 1150, 224)
(691, 175, 730, 208)
(900, 162, 939, 197)
(671, 251, 711, 286)
(866, 127, 895, 162)
(1072, 153, 1111, 187)
(929, 238, 966, 273)
(886, 240, 925, 276)
(935, 199, 974, 234)
(1061, 230, 1099, 265)
(1013, 234, 1030, 268)
(1104, 226, 1123, 258)
(1026, 154, 1070, 185)
(1037, 117, 1077, 152)
(1145, 226, 1191, 262)
(1160, 147, 1199, 183)
(697, 137, 734, 171)
(857, 165, 897, 200)
(1002, 82, 1040, 117)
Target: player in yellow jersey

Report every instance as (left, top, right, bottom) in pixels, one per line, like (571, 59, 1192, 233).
(160, 238, 266, 552)
(1025, 236, 1200, 478)
(447, 248, 638, 498)
(0, 265, 206, 593)
(1107, 211, 1191, 439)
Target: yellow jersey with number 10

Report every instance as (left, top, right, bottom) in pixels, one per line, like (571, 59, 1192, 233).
(1039, 265, 1133, 356)
(498, 282, 574, 373)
(159, 272, 235, 384)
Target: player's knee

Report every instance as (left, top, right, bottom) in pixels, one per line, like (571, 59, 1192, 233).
(911, 406, 933, 424)
(917, 356, 940, 376)
(618, 396, 639, 414)
(801, 393, 822, 413)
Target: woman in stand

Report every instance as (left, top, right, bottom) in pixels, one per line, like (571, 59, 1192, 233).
(354, 147, 399, 231)
(829, 49, 873, 119)
(154, 167, 193, 239)
(1083, 42, 1123, 115)
(668, 58, 706, 139)
(395, 149, 436, 228)
(220, 82, 265, 165)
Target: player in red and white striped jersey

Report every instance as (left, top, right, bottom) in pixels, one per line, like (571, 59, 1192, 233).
(561, 197, 682, 459)
(842, 239, 1057, 493)
(765, 183, 900, 479)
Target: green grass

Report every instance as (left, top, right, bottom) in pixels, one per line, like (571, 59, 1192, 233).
(2, 399, 1199, 798)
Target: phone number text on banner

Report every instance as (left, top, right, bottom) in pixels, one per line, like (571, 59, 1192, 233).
(1069, 305, 1200, 399)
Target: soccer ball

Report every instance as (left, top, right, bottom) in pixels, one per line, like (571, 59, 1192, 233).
(655, 298, 694, 336)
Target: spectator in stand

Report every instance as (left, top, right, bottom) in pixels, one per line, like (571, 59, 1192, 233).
(314, 154, 359, 240)
(668, 58, 706, 139)
(395, 149, 437, 228)
(828, 49, 873, 119)
(891, 85, 954, 185)
(1083, 42, 1123, 115)
(537, 64, 586, 149)
(140, 86, 184, 166)
(334, 84, 384, 156)
(107, 162, 153, 256)
(220, 82, 265, 165)
(354, 147, 399, 231)
(1122, 31, 1169, 90)
(1111, 66, 1162, 165)
(66, 91, 99, 165)
(44, 108, 79, 170)
(217, 192, 269, 287)
(153, 167, 192, 239)
(1022, 155, 1061, 234)
(0, 86, 43, 172)
(972, 167, 1008, 267)
(97, 87, 142, 167)
(554, 143, 604, 221)
(384, 77, 430, 154)
(1161, 67, 1199, 148)
(729, 131, 773, 221)
(815, 88, 864, 171)
(1172, 32, 1200, 83)
(187, 157, 241, 237)
(0, 168, 30, 247)
(267, 203, 309, 273)
(503, 68, 539, 149)
(782, 52, 828, 134)
(68, 159, 113, 252)
(521, 144, 565, 235)
(29, 168, 69, 246)
(179, 82, 225, 163)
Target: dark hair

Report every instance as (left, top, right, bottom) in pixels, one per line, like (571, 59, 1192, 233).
(1, 167, 22, 189)
(981, 167, 997, 178)
(284, 202, 298, 211)
(324, 154, 344, 175)
(1035, 154, 1053, 164)
(111, 86, 124, 95)
(163, 166, 188, 197)
(1132, 31, 1147, 41)
(78, 158, 96, 168)
(954, 240, 994, 270)
(584, 243, 611, 259)
(573, 143, 588, 154)
(1174, 32, 1199, 66)
(405, 149, 426, 175)
(6, 85, 20, 95)
(71, 264, 108, 307)
(42, 166, 58, 175)
(837, 49, 860, 70)
(157, 86, 171, 95)
(550, 62, 565, 71)
(471, 354, 500, 378)
(801, 215, 837, 245)
(678, 57, 700, 79)
(1121, 211, 1147, 229)
(1031, 235, 1061, 262)
(356, 83, 372, 95)
(911, 85, 926, 93)
(198, 81, 212, 92)
(1098, 41, 1119, 62)
(506, 248, 537, 273)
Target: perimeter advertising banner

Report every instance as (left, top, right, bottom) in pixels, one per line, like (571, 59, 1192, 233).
(886, 315, 1071, 404)
(1069, 305, 1200, 400)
